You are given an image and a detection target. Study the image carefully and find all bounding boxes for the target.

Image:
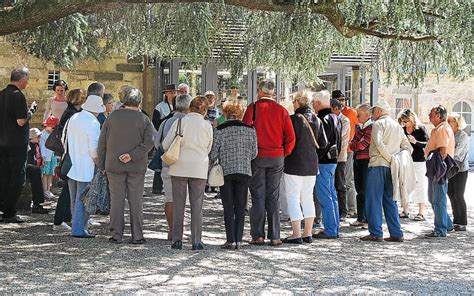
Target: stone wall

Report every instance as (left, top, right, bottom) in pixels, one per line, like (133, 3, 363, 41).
(0, 37, 154, 127)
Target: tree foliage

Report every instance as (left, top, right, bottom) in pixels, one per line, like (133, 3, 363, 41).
(3, 0, 473, 86)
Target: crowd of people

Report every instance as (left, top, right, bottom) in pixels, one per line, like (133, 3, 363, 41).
(0, 66, 470, 250)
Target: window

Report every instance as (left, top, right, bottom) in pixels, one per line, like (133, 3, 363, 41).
(453, 101, 472, 136)
(47, 70, 60, 90)
(394, 98, 412, 118)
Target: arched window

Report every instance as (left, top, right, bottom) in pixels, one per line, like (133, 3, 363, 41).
(453, 101, 472, 136)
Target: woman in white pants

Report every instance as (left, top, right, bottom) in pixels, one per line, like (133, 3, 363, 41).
(283, 91, 327, 244)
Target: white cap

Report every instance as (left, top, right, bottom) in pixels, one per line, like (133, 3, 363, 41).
(312, 90, 331, 105)
(369, 100, 391, 112)
(204, 91, 215, 97)
(82, 95, 106, 113)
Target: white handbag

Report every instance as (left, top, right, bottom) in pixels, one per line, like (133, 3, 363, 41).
(161, 119, 183, 166)
(208, 162, 224, 187)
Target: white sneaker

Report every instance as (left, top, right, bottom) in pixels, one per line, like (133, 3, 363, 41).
(53, 222, 71, 231)
(88, 218, 100, 227)
(44, 191, 56, 199)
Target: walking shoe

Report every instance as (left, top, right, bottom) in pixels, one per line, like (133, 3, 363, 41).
(282, 237, 303, 244)
(192, 242, 205, 250)
(347, 211, 358, 219)
(312, 232, 337, 239)
(88, 218, 100, 227)
(71, 233, 96, 238)
(249, 237, 265, 245)
(350, 221, 367, 227)
(339, 216, 346, 222)
(384, 236, 404, 242)
(221, 241, 234, 249)
(32, 205, 49, 214)
(424, 231, 446, 238)
(109, 237, 122, 244)
(454, 225, 467, 232)
(131, 238, 146, 245)
(447, 227, 455, 233)
(44, 191, 56, 199)
(1, 215, 24, 223)
(234, 242, 241, 250)
(53, 222, 71, 231)
(269, 239, 282, 246)
(302, 236, 313, 244)
(171, 240, 182, 250)
(360, 234, 383, 242)
(312, 222, 322, 229)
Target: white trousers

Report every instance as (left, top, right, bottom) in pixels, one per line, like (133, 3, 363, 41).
(410, 161, 427, 204)
(284, 173, 316, 221)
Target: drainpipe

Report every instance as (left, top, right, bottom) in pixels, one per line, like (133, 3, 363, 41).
(143, 54, 148, 113)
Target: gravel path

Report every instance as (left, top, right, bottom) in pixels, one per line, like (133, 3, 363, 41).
(1, 170, 473, 294)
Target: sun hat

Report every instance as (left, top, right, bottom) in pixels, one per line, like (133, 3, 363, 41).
(82, 95, 106, 113)
(204, 91, 215, 97)
(29, 128, 41, 139)
(369, 100, 391, 112)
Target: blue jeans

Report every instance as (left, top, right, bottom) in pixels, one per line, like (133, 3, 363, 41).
(365, 167, 403, 238)
(428, 179, 453, 236)
(68, 179, 90, 236)
(315, 164, 339, 236)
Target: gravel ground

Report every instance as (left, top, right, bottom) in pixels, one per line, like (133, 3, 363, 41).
(1, 170, 473, 294)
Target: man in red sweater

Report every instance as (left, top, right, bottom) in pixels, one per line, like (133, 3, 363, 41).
(242, 80, 295, 246)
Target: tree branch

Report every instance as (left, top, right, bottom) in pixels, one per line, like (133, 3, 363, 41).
(0, 0, 439, 42)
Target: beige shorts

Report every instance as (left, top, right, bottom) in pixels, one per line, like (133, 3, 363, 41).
(161, 167, 173, 203)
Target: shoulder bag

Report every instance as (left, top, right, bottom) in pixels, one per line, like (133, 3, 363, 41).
(297, 113, 320, 149)
(161, 118, 183, 166)
(57, 119, 72, 180)
(45, 125, 65, 156)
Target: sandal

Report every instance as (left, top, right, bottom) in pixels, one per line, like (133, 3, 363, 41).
(413, 214, 425, 221)
(399, 211, 410, 219)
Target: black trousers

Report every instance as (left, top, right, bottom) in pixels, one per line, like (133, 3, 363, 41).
(26, 165, 45, 206)
(220, 173, 250, 243)
(335, 161, 347, 218)
(53, 181, 72, 225)
(313, 187, 322, 223)
(152, 171, 163, 193)
(0, 146, 27, 218)
(447, 170, 468, 226)
(353, 158, 369, 223)
(249, 157, 284, 240)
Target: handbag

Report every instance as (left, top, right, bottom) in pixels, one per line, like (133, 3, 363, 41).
(57, 119, 72, 180)
(161, 118, 183, 165)
(148, 147, 164, 171)
(208, 161, 224, 187)
(81, 170, 110, 215)
(45, 125, 65, 156)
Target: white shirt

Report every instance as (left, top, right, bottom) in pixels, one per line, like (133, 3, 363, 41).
(155, 100, 174, 119)
(39, 130, 54, 161)
(162, 112, 213, 179)
(65, 110, 100, 182)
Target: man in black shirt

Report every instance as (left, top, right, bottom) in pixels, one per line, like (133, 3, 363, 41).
(0, 67, 37, 223)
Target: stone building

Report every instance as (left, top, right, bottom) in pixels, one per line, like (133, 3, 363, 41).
(1, 37, 472, 160)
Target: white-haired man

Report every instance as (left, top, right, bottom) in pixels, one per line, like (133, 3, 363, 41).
(242, 80, 295, 246)
(360, 101, 412, 242)
(311, 91, 342, 239)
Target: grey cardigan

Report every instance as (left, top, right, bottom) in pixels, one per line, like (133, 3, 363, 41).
(97, 109, 155, 174)
(210, 120, 258, 177)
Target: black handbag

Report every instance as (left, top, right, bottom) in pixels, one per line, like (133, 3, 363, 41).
(56, 120, 72, 180)
(45, 125, 65, 156)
